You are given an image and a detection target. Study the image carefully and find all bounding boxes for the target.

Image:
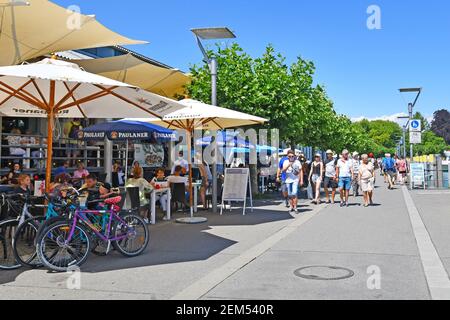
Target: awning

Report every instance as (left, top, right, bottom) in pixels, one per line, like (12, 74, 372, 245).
(74, 54, 190, 98)
(0, 0, 146, 66)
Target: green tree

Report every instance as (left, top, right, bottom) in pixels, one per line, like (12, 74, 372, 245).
(413, 131, 448, 155)
(187, 43, 332, 147)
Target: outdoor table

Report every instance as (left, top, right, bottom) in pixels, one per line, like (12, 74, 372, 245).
(259, 176, 268, 194)
(149, 187, 171, 225)
(192, 182, 202, 213)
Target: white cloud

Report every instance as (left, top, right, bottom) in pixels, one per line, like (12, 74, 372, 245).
(351, 113, 409, 124)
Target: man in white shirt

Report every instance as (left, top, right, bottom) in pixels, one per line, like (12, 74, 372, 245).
(336, 149, 354, 208)
(171, 151, 189, 174)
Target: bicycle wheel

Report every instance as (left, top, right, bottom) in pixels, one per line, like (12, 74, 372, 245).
(112, 213, 149, 257)
(36, 221, 91, 272)
(0, 219, 21, 270)
(13, 217, 45, 269)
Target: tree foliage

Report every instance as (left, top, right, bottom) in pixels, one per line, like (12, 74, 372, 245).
(431, 109, 450, 144)
(186, 43, 444, 156)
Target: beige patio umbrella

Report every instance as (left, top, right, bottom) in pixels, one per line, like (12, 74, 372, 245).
(131, 98, 268, 223)
(73, 54, 191, 98)
(0, 58, 186, 189)
(0, 0, 146, 66)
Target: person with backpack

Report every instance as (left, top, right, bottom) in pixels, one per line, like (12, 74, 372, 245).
(382, 153, 396, 190)
(282, 150, 303, 214)
(63, 119, 83, 166)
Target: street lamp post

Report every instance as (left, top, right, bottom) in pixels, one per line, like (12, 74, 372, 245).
(191, 27, 236, 214)
(399, 87, 422, 189)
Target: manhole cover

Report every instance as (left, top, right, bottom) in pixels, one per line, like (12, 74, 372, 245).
(294, 266, 355, 281)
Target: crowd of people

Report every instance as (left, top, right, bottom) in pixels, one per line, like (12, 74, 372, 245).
(277, 149, 409, 213)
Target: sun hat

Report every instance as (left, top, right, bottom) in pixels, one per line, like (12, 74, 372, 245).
(326, 150, 333, 155)
(353, 151, 359, 157)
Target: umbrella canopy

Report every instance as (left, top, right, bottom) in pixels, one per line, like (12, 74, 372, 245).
(196, 131, 255, 148)
(0, 0, 146, 66)
(136, 99, 268, 131)
(131, 98, 268, 221)
(0, 58, 186, 189)
(81, 120, 177, 142)
(74, 54, 190, 98)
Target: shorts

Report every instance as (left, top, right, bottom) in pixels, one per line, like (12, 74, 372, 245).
(281, 182, 288, 194)
(324, 177, 338, 189)
(311, 174, 321, 185)
(338, 177, 352, 191)
(361, 179, 374, 192)
(386, 170, 396, 178)
(286, 181, 299, 198)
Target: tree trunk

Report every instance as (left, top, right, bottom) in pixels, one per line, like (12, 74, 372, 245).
(249, 164, 259, 196)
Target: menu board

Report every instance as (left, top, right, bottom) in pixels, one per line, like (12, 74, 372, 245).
(221, 168, 253, 215)
(410, 163, 426, 189)
(134, 143, 165, 168)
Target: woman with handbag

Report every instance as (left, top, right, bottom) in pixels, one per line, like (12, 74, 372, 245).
(359, 154, 375, 207)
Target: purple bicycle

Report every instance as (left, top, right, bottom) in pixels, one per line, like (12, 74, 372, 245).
(36, 196, 149, 272)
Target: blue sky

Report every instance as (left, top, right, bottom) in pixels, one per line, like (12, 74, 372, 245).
(54, 0, 450, 121)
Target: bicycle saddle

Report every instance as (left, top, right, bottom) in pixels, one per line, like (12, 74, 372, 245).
(104, 196, 122, 205)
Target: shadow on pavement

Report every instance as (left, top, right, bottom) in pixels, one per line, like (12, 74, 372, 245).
(0, 269, 23, 286)
(68, 208, 296, 274)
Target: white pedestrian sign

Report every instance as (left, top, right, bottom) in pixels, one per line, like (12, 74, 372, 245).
(410, 131, 422, 144)
(409, 120, 422, 144)
(410, 120, 421, 132)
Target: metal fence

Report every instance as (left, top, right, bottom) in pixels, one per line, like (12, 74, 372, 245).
(0, 133, 131, 175)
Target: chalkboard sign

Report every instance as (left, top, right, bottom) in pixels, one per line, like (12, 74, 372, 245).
(410, 163, 426, 189)
(221, 168, 253, 215)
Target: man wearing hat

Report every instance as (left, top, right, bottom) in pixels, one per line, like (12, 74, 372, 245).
(323, 150, 338, 204)
(351, 152, 362, 197)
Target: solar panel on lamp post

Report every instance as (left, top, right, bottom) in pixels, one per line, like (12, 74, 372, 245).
(191, 27, 237, 214)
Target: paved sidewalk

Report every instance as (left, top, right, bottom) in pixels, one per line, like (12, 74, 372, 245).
(1, 179, 449, 300)
(201, 181, 432, 300)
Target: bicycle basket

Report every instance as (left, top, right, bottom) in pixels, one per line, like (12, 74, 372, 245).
(78, 195, 88, 209)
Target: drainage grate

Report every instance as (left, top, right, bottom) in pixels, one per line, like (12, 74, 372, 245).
(294, 266, 355, 281)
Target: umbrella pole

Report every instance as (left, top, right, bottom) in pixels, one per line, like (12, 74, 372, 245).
(176, 128, 207, 224)
(125, 140, 129, 180)
(187, 130, 194, 218)
(45, 81, 56, 192)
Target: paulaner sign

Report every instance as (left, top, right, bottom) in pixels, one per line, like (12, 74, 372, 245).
(79, 130, 176, 141)
(12, 108, 70, 116)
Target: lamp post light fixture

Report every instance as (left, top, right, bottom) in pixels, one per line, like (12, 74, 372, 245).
(191, 27, 237, 214)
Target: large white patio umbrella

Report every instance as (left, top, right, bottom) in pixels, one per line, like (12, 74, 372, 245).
(131, 98, 268, 223)
(0, 0, 146, 66)
(0, 58, 187, 189)
(74, 54, 191, 98)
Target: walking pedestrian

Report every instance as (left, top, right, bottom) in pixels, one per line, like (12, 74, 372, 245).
(359, 154, 375, 207)
(396, 156, 408, 185)
(282, 150, 303, 213)
(382, 153, 396, 190)
(309, 154, 324, 205)
(337, 150, 354, 207)
(323, 150, 338, 204)
(351, 152, 361, 198)
(277, 153, 290, 208)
